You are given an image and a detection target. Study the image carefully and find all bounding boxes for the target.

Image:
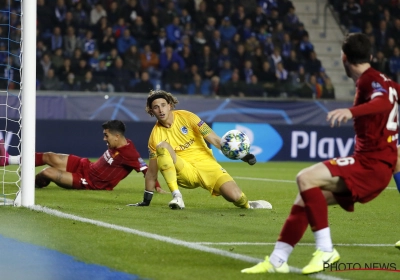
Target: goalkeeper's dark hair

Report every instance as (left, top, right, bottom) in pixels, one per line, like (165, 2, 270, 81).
(342, 33, 371, 64)
(102, 120, 126, 136)
(146, 90, 179, 117)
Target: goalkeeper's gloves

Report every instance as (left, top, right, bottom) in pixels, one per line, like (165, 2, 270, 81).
(241, 153, 256, 165)
(127, 190, 153, 207)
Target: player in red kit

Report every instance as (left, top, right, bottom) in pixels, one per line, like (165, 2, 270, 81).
(241, 33, 400, 275)
(0, 120, 163, 191)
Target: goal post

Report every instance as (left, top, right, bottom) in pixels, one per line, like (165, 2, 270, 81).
(19, 0, 36, 206)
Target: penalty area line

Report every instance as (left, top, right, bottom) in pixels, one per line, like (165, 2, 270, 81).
(30, 205, 345, 280)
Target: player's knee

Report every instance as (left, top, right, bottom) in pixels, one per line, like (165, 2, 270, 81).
(296, 170, 312, 191)
(42, 152, 56, 163)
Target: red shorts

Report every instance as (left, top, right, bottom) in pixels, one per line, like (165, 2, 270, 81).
(66, 155, 93, 189)
(323, 155, 393, 212)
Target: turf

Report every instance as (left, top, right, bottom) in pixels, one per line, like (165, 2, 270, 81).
(0, 161, 399, 280)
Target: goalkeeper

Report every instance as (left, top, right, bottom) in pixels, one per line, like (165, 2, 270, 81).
(0, 120, 163, 192)
(130, 90, 271, 210)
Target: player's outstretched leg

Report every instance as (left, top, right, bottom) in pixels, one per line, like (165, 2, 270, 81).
(241, 256, 289, 274)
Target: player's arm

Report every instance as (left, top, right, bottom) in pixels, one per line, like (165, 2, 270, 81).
(128, 159, 159, 206)
(204, 130, 257, 165)
(327, 96, 393, 127)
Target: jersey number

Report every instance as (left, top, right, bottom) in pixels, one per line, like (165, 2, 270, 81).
(335, 157, 355, 166)
(387, 87, 399, 131)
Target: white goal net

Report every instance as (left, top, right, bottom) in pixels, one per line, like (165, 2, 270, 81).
(0, 0, 36, 206)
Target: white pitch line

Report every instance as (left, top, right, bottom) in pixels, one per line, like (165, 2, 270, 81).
(196, 242, 395, 247)
(30, 205, 345, 280)
(233, 176, 398, 190)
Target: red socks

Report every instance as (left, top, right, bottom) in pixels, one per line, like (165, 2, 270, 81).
(301, 188, 328, 231)
(278, 205, 308, 247)
(35, 152, 44, 166)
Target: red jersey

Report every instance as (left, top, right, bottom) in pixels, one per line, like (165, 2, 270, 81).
(350, 67, 399, 166)
(88, 139, 147, 190)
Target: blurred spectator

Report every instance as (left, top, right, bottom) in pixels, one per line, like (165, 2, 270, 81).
(219, 60, 233, 84)
(209, 75, 221, 96)
(166, 16, 183, 45)
(213, 3, 227, 27)
(51, 48, 65, 71)
(88, 49, 101, 69)
(148, 15, 162, 39)
(90, 3, 107, 26)
(57, 58, 73, 82)
(389, 18, 400, 46)
(98, 26, 116, 54)
(371, 50, 390, 74)
(40, 53, 53, 78)
(110, 57, 131, 92)
(104, 48, 120, 67)
(132, 71, 154, 93)
(161, 1, 178, 25)
(151, 28, 171, 54)
(42, 68, 62, 91)
(195, 1, 211, 29)
(252, 6, 268, 29)
(383, 37, 397, 61)
(75, 59, 91, 83)
(50, 26, 63, 52)
(217, 46, 231, 69)
(304, 51, 322, 76)
(389, 46, 400, 80)
(159, 45, 185, 71)
(241, 60, 255, 84)
(275, 61, 289, 95)
(257, 60, 277, 91)
(361, 0, 379, 27)
(71, 48, 84, 70)
(280, 32, 293, 59)
(220, 72, 246, 97)
(61, 12, 77, 35)
(113, 17, 128, 39)
(204, 17, 216, 42)
(93, 60, 111, 85)
(239, 18, 253, 41)
(0, 56, 20, 90)
(272, 22, 285, 47)
(246, 75, 265, 97)
(37, 40, 48, 61)
(271, 47, 283, 68)
(54, 0, 67, 25)
(64, 26, 80, 58)
(37, 0, 54, 34)
(298, 34, 314, 60)
(120, 0, 144, 25)
(284, 49, 301, 74)
(71, 1, 89, 37)
(163, 61, 185, 94)
(197, 45, 218, 80)
(187, 74, 210, 95)
(180, 8, 192, 27)
(82, 30, 97, 57)
(231, 44, 251, 70)
(140, 44, 160, 75)
(232, 5, 247, 29)
(374, 20, 389, 50)
(131, 16, 149, 48)
(321, 77, 335, 99)
(80, 71, 98, 91)
(291, 22, 308, 45)
(209, 30, 223, 54)
(117, 29, 137, 56)
(284, 6, 300, 32)
(62, 72, 80, 91)
(340, 0, 362, 28)
(219, 17, 237, 43)
(192, 30, 208, 56)
(244, 33, 260, 54)
(262, 35, 275, 56)
(180, 45, 196, 71)
(108, 1, 121, 26)
(93, 16, 109, 39)
(124, 45, 141, 79)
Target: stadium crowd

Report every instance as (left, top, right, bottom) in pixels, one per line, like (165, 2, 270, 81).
(331, 0, 400, 83)
(1, 0, 335, 98)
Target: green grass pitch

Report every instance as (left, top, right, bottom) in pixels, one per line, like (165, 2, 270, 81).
(0, 161, 399, 280)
